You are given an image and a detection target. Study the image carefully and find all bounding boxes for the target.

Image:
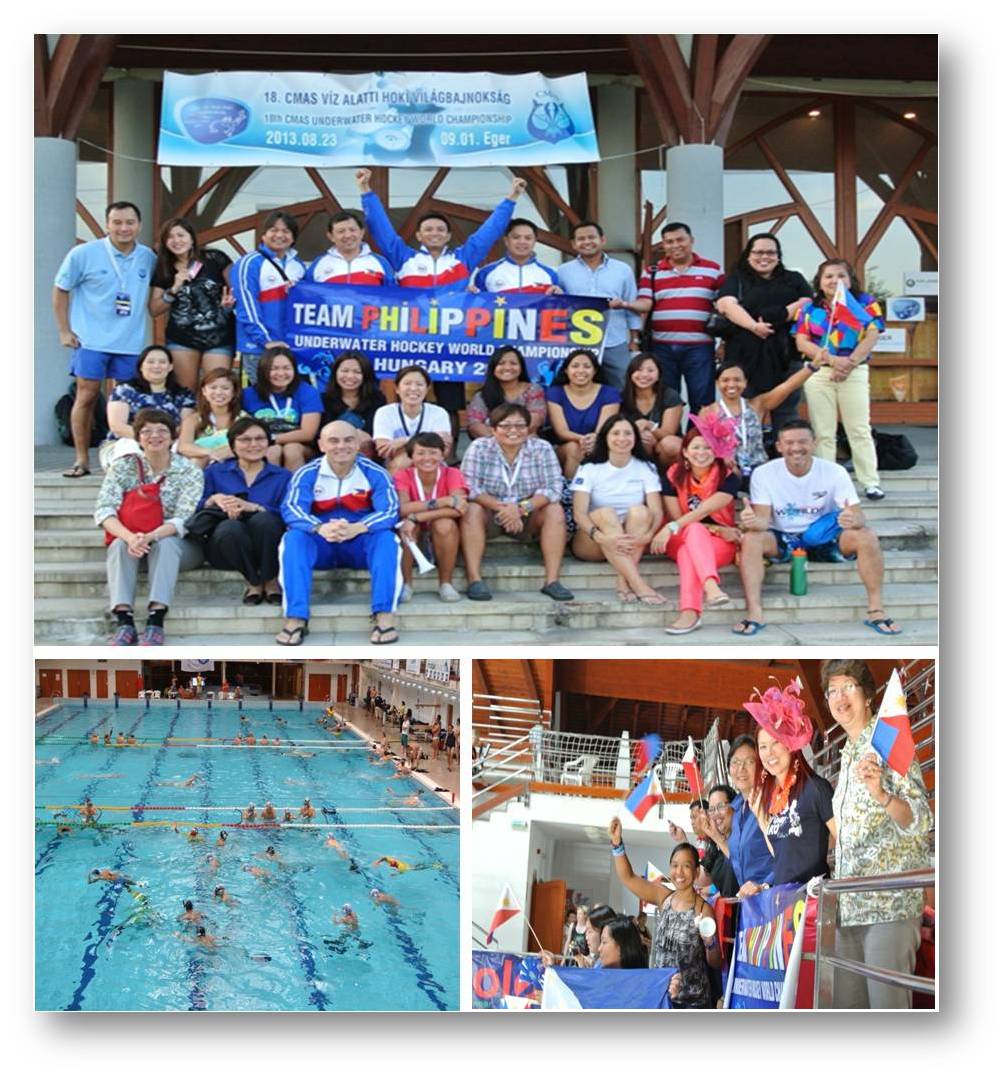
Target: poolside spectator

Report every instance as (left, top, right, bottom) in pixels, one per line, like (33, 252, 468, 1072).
(277, 420, 401, 646)
(794, 259, 886, 500)
(823, 659, 932, 1009)
(242, 346, 322, 470)
(95, 408, 204, 646)
(712, 232, 812, 436)
(636, 222, 724, 410)
(319, 351, 384, 457)
(635, 911, 653, 956)
(620, 352, 683, 469)
(100, 344, 196, 469)
(394, 432, 468, 603)
(569, 413, 665, 605)
(556, 220, 643, 390)
(700, 784, 740, 898)
(53, 201, 156, 477)
(178, 369, 246, 468)
(465, 346, 546, 440)
(357, 167, 526, 438)
(307, 209, 393, 285)
(563, 905, 590, 960)
(733, 419, 900, 637)
(545, 349, 621, 479)
(372, 365, 453, 472)
(742, 677, 835, 891)
(608, 819, 719, 1006)
(721, 734, 775, 889)
(149, 216, 236, 390)
(597, 916, 649, 969)
(460, 403, 573, 602)
(651, 418, 741, 635)
(472, 217, 561, 295)
(698, 359, 819, 489)
(446, 720, 459, 772)
(232, 210, 306, 388)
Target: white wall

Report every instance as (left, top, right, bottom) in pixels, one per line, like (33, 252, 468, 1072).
(471, 807, 534, 952)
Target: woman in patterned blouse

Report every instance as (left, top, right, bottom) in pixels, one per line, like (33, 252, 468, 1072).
(823, 659, 932, 1008)
(95, 408, 205, 646)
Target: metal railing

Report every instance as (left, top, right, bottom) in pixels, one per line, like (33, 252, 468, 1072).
(472, 734, 532, 819)
(814, 867, 935, 1007)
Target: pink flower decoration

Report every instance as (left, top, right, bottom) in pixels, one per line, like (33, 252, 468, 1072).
(742, 676, 814, 751)
(689, 410, 739, 461)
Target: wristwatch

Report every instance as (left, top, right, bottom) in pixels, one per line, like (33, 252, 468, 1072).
(519, 498, 532, 517)
(426, 498, 437, 510)
(804, 359, 820, 372)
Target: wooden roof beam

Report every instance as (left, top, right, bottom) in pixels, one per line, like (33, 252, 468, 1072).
(709, 35, 773, 139)
(857, 141, 932, 265)
(624, 36, 681, 145)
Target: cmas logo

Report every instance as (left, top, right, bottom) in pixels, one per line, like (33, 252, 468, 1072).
(180, 98, 250, 145)
(526, 91, 575, 144)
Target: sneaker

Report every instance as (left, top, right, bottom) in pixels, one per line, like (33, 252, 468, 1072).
(466, 580, 493, 601)
(540, 580, 574, 601)
(438, 582, 462, 603)
(109, 624, 138, 646)
(400, 584, 414, 603)
(865, 486, 885, 501)
(139, 625, 165, 646)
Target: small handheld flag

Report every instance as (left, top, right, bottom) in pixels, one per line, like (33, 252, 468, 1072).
(681, 737, 702, 799)
(485, 883, 522, 944)
(625, 769, 662, 822)
(646, 861, 668, 885)
(870, 669, 915, 775)
(633, 733, 663, 777)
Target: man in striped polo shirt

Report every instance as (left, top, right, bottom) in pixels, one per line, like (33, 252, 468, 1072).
(636, 222, 724, 411)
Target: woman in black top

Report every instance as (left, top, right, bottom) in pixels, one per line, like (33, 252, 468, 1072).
(713, 233, 812, 431)
(319, 351, 385, 458)
(150, 217, 236, 391)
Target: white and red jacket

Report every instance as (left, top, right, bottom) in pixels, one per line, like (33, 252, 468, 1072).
(473, 254, 560, 294)
(307, 242, 394, 287)
(233, 245, 306, 353)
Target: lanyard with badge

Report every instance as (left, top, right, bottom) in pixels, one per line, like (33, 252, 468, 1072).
(105, 238, 132, 317)
(397, 404, 425, 438)
(499, 447, 524, 503)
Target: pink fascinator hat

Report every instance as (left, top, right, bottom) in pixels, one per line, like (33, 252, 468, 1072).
(689, 409, 739, 460)
(742, 676, 814, 751)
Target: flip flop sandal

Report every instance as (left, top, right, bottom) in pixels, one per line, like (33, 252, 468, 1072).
(242, 588, 264, 606)
(639, 593, 667, 606)
(264, 591, 283, 605)
(863, 613, 902, 636)
(731, 619, 767, 636)
(275, 624, 309, 646)
(617, 590, 639, 603)
(63, 463, 91, 478)
(706, 592, 733, 609)
(370, 626, 399, 645)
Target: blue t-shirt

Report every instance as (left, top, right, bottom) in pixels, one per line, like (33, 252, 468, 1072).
(763, 772, 834, 886)
(54, 238, 156, 354)
(545, 384, 621, 436)
(107, 383, 196, 430)
(729, 794, 775, 886)
(241, 382, 323, 429)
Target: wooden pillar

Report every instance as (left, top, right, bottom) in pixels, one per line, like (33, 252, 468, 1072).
(833, 99, 858, 265)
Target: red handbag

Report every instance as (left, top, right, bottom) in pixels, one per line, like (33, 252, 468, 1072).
(104, 455, 165, 546)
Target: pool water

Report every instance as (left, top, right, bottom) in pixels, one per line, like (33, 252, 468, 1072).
(35, 701, 459, 1012)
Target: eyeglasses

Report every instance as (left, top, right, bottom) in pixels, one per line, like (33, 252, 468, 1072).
(825, 684, 860, 700)
(234, 435, 268, 444)
(729, 758, 755, 770)
(138, 427, 171, 438)
(708, 804, 732, 815)
(750, 249, 779, 258)
(497, 423, 528, 432)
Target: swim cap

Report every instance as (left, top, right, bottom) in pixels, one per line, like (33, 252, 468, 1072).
(369, 888, 380, 898)
(214, 886, 224, 896)
(342, 903, 353, 914)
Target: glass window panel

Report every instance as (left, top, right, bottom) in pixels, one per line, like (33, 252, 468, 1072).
(774, 216, 826, 282)
(76, 162, 108, 241)
(857, 177, 885, 242)
(724, 169, 793, 219)
(864, 216, 923, 299)
(727, 95, 817, 146)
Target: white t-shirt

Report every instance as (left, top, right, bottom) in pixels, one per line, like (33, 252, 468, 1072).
(749, 457, 859, 534)
(570, 457, 661, 519)
(372, 402, 452, 442)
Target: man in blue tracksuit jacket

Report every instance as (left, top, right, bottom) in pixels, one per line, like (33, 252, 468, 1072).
(277, 420, 402, 646)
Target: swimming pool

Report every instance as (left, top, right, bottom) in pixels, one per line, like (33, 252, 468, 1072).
(35, 700, 459, 1012)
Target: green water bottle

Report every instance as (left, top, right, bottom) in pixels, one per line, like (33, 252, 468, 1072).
(790, 548, 808, 595)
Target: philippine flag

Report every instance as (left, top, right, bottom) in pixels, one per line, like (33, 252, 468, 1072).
(634, 733, 663, 777)
(870, 669, 915, 775)
(625, 769, 662, 822)
(681, 737, 703, 799)
(485, 883, 522, 944)
(541, 966, 675, 1010)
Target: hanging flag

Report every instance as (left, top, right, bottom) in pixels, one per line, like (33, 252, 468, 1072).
(870, 668, 915, 775)
(625, 768, 662, 822)
(633, 733, 663, 777)
(485, 884, 522, 944)
(681, 737, 703, 799)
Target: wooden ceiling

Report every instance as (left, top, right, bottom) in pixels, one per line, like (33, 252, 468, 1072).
(104, 34, 937, 81)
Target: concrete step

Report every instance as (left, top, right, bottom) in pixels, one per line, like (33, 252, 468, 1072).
(34, 550, 940, 599)
(34, 580, 938, 644)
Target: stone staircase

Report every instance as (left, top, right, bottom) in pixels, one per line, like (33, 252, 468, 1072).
(33, 466, 938, 645)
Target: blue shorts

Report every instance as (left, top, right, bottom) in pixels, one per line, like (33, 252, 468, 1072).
(768, 530, 850, 564)
(71, 348, 138, 382)
(166, 342, 234, 358)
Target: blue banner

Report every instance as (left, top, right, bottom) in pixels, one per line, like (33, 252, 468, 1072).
(542, 966, 676, 1010)
(725, 883, 808, 1010)
(159, 70, 599, 168)
(472, 950, 544, 1009)
(286, 280, 608, 387)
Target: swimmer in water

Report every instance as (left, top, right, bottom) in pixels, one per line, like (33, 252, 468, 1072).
(262, 801, 277, 822)
(245, 733, 256, 746)
(283, 809, 294, 823)
(57, 823, 72, 836)
(369, 887, 400, 909)
(288, 749, 315, 759)
(157, 774, 202, 788)
(241, 802, 256, 823)
(205, 852, 220, 872)
(324, 834, 349, 859)
(372, 856, 412, 873)
(115, 733, 126, 746)
(178, 899, 203, 924)
(333, 903, 359, 930)
(300, 798, 316, 820)
(389, 793, 422, 808)
(89, 733, 99, 745)
(232, 735, 242, 745)
(126, 734, 137, 746)
(261, 845, 282, 863)
(213, 885, 238, 906)
(216, 830, 228, 848)
(243, 864, 271, 880)
(186, 828, 202, 843)
(79, 798, 100, 823)
(88, 868, 135, 886)
(103, 732, 112, 746)
(180, 925, 220, 949)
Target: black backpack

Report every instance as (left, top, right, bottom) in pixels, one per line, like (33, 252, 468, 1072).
(836, 424, 918, 471)
(54, 382, 109, 447)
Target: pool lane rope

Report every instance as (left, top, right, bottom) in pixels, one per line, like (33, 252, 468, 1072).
(38, 803, 456, 813)
(35, 819, 458, 830)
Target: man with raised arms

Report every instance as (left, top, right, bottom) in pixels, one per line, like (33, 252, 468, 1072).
(278, 420, 402, 645)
